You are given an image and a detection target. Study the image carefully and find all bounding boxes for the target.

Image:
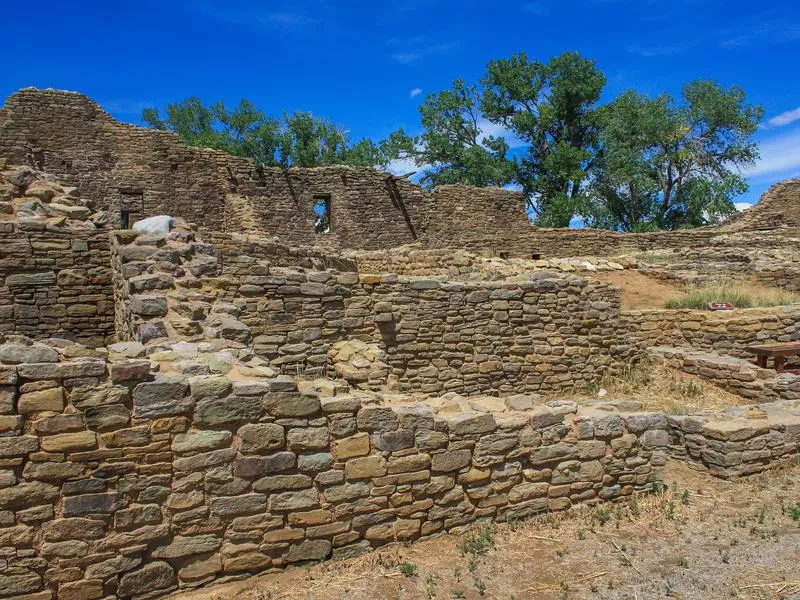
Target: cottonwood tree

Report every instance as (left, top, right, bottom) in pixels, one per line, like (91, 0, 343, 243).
(413, 79, 514, 188)
(142, 98, 407, 169)
(587, 82, 763, 231)
(481, 51, 606, 227)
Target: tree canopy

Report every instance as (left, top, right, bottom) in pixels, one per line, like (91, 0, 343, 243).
(413, 79, 514, 188)
(141, 98, 410, 169)
(587, 82, 763, 231)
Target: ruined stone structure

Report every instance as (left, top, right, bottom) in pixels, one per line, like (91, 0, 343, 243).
(0, 88, 799, 600)
(3, 88, 800, 258)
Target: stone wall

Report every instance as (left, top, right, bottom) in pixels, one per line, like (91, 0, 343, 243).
(623, 306, 800, 360)
(3, 89, 800, 259)
(111, 230, 629, 396)
(668, 400, 800, 477)
(0, 338, 667, 600)
(0, 89, 427, 250)
(0, 221, 114, 347)
(647, 346, 800, 402)
(721, 179, 800, 232)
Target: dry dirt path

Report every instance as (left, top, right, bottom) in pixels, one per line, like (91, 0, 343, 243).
(169, 461, 800, 600)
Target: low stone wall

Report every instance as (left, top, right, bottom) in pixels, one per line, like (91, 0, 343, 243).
(0, 339, 666, 600)
(0, 221, 114, 347)
(668, 400, 800, 477)
(623, 306, 800, 360)
(647, 346, 800, 402)
(111, 231, 629, 396)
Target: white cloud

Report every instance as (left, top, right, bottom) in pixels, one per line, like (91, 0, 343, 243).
(388, 41, 456, 64)
(720, 20, 800, 49)
(734, 202, 753, 212)
(741, 127, 800, 179)
(477, 119, 527, 148)
(409, 88, 422, 98)
(385, 156, 416, 175)
(767, 107, 800, 128)
(392, 52, 419, 64)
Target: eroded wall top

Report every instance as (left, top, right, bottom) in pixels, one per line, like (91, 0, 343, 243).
(2, 88, 799, 257)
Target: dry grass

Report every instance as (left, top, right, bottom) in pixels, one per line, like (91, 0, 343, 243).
(664, 278, 800, 309)
(574, 360, 748, 413)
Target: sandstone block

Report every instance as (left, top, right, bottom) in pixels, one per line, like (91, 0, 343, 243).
(40, 430, 97, 452)
(263, 393, 320, 417)
(118, 562, 176, 597)
(345, 456, 387, 479)
(431, 449, 472, 472)
(238, 423, 284, 453)
(172, 429, 232, 453)
(18, 387, 64, 414)
(151, 534, 222, 558)
(270, 488, 320, 511)
(332, 432, 370, 459)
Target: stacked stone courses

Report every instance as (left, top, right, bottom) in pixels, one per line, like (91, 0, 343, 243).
(2, 89, 800, 258)
(0, 341, 669, 599)
(110, 230, 628, 395)
(1, 88, 800, 600)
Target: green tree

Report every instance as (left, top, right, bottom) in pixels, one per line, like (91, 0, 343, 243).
(414, 79, 513, 188)
(589, 82, 763, 231)
(482, 51, 606, 227)
(142, 98, 407, 169)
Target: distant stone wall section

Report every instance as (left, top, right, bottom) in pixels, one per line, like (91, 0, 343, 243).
(0, 89, 425, 250)
(2, 89, 799, 258)
(0, 221, 114, 346)
(111, 230, 629, 395)
(647, 346, 800, 402)
(624, 306, 800, 360)
(721, 179, 800, 232)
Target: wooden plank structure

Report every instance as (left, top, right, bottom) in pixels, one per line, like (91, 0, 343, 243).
(746, 341, 800, 373)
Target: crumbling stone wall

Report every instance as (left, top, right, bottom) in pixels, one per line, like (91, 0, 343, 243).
(0, 89, 425, 250)
(647, 346, 800, 402)
(0, 221, 114, 346)
(624, 306, 800, 360)
(668, 400, 800, 477)
(111, 231, 629, 395)
(721, 179, 800, 232)
(4, 89, 800, 259)
(0, 340, 667, 600)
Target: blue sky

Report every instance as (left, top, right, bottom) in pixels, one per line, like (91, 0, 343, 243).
(2, 0, 800, 207)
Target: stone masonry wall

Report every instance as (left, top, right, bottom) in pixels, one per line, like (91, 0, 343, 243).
(110, 231, 629, 396)
(647, 346, 800, 402)
(3, 89, 800, 259)
(0, 340, 667, 600)
(668, 400, 800, 477)
(0, 89, 425, 250)
(0, 221, 114, 347)
(623, 306, 800, 360)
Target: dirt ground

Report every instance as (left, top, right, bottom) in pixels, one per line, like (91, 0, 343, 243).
(592, 271, 683, 310)
(170, 461, 800, 600)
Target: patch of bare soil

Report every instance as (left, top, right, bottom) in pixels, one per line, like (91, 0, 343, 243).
(169, 461, 800, 600)
(593, 271, 684, 310)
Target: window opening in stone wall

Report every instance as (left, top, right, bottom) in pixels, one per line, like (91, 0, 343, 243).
(120, 210, 131, 229)
(313, 195, 331, 234)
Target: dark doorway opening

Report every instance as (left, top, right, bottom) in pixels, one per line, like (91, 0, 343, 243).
(120, 210, 131, 229)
